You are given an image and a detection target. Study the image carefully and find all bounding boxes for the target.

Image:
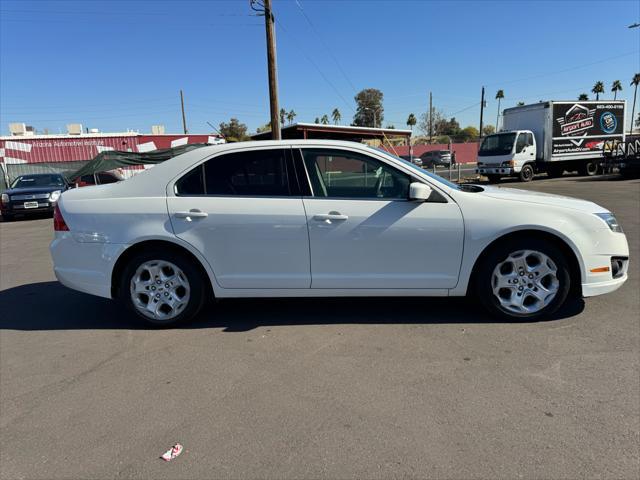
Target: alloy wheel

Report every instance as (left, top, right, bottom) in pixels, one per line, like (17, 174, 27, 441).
(130, 260, 191, 321)
(491, 250, 560, 315)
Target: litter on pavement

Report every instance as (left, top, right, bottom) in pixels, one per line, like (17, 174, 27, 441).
(160, 443, 183, 462)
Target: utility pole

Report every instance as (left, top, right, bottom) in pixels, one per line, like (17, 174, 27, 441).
(263, 0, 281, 140)
(180, 89, 188, 134)
(429, 91, 433, 143)
(479, 86, 485, 139)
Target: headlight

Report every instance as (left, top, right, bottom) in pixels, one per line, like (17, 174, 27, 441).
(1, 193, 8, 205)
(595, 213, 623, 233)
(49, 190, 61, 202)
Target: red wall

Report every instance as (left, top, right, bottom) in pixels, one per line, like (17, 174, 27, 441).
(384, 142, 479, 164)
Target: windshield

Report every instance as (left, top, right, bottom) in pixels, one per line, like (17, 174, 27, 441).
(11, 174, 65, 189)
(479, 133, 516, 156)
(371, 147, 460, 190)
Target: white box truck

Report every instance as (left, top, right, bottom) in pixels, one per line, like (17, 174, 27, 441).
(476, 100, 626, 182)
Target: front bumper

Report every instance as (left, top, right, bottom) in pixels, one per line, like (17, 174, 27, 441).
(477, 166, 516, 175)
(2, 201, 55, 215)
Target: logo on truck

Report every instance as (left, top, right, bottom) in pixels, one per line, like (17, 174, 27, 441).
(599, 111, 617, 134)
(555, 104, 596, 145)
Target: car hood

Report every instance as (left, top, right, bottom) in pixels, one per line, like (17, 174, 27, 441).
(4, 186, 65, 195)
(479, 185, 608, 213)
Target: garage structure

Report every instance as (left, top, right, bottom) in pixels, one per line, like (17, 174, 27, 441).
(251, 122, 411, 144)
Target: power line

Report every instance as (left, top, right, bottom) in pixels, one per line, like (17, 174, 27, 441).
(293, 0, 358, 93)
(274, 17, 354, 112)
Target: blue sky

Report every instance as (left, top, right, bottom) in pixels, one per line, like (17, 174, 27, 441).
(1, 0, 639, 135)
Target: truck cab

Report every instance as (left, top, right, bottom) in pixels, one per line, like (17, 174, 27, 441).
(477, 130, 537, 182)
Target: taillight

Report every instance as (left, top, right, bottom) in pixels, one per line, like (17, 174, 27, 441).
(53, 204, 69, 231)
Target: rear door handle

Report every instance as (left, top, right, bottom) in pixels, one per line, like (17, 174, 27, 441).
(175, 209, 208, 221)
(313, 212, 348, 222)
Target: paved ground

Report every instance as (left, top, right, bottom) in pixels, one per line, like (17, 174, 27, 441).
(1, 175, 638, 479)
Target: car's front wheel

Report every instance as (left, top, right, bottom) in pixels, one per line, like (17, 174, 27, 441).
(119, 249, 207, 326)
(475, 239, 571, 321)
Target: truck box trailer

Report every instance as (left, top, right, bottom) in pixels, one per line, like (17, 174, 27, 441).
(476, 100, 626, 182)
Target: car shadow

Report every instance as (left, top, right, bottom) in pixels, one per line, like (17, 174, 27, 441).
(0, 281, 585, 332)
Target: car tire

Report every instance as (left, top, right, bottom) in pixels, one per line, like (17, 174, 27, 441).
(486, 175, 501, 183)
(578, 160, 598, 176)
(118, 248, 208, 327)
(475, 238, 572, 321)
(519, 164, 534, 182)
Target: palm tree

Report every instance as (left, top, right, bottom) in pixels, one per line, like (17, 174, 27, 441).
(286, 109, 296, 125)
(320, 114, 329, 125)
(279, 108, 286, 126)
(331, 108, 341, 125)
(578, 93, 589, 101)
(630, 73, 640, 135)
(495, 89, 505, 130)
(611, 80, 623, 100)
(591, 81, 605, 100)
(406, 113, 417, 133)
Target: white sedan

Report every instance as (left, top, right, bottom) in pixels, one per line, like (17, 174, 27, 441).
(50, 140, 629, 326)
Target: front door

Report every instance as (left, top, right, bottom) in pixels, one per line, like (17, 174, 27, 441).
(167, 147, 311, 289)
(298, 147, 464, 289)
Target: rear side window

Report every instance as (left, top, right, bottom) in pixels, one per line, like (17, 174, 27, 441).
(80, 174, 95, 185)
(204, 149, 290, 196)
(175, 165, 205, 195)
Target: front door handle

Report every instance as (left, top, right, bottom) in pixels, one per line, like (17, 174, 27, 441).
(175, 209, 208, 222)
(313, 212, 348, 222)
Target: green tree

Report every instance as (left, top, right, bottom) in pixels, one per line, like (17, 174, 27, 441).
(611, 80, 623, 100)
(320, 114, 330, 125)
(286, 109, 296, 125)
(495, 89, 505, 130)
(459, 126, 479, 142)
(578, 93, 589, 101)
(591, 81, 605, 100)
(482, 125, 496, 136)
(516, 101, 525, 106)
(256, 122, 271, 133)
(331, 108, 341, 125)
(439, 117, 460, 137)
(219, 118, 249, 141)
(279, 108, 286, 126)
(353, 88, 384, 127)
(631, 73, 640, 135)
(406, 113, 417, 133)
(314, 117, 320, 124)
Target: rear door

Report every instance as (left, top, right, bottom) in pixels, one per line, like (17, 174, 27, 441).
(166, 146, 311, 289)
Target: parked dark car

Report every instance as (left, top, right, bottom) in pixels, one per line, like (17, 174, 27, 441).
(420, 150, 452, 168)
(1, 173, 70, 220)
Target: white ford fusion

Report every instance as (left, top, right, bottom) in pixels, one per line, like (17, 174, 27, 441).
(50, 140, 629, 326)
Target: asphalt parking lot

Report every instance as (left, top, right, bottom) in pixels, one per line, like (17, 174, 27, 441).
(1, 175, 638, 479)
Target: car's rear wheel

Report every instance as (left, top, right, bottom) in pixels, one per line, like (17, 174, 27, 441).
(119, 249, 207, 327)
(475, 239, 571, 321)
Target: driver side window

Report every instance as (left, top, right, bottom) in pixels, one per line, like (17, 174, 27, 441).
(301, 148, 410, 199)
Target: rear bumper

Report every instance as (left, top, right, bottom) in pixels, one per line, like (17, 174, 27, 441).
(50, 232, 127, 299)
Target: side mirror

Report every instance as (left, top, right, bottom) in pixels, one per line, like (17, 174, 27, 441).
(409, 182, 432, 202)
